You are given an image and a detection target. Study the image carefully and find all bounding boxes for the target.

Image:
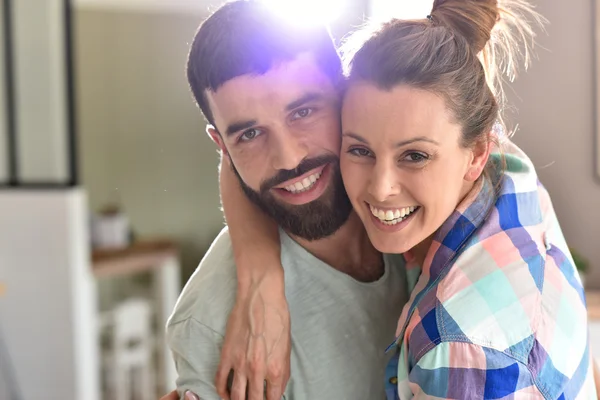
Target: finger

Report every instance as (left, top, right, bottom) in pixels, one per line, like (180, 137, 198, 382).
(184, 391, 200, 400)
(247, 362, 266, 400)
(215, 363, 233, 400)
(159, 390, 179, 400)
(265, 363, 286, 400)
(265, 381, 284, 400)
(247, 335, 267, 400)
(230, 371, 248, 400)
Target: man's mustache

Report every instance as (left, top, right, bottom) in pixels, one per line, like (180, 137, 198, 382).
(260, 154, 338, 192)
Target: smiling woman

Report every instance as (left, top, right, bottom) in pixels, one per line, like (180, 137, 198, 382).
(340, 83, 482, 257)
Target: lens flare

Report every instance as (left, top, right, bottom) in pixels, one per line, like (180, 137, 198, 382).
(262, 0, 344, 26)
(370, 0, 433, 22)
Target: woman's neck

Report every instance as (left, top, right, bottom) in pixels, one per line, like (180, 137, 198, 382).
(410, 235, 434, 267)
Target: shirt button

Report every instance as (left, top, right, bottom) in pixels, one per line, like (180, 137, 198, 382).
(389, 376, 398, 385)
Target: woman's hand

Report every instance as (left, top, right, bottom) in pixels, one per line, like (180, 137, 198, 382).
(215, 268, 291, 400)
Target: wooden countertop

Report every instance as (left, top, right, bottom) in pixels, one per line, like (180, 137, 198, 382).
(92, 239, 178, 278)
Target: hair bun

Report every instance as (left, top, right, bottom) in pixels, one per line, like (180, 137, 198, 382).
(430, 0, 499, 53)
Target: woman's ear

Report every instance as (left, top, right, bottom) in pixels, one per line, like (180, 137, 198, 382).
(464, 138, 491, 182)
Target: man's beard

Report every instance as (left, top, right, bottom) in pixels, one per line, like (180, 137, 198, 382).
(231, 154, 353, 241)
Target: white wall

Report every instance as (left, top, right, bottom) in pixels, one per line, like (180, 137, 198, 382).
(505, 0, 600, 287)
(75, 8, 226, 279)
(0, 190, 99, 400)
(75, 0, 214, 13)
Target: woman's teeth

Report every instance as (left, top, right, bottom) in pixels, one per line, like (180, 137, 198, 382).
(369, 205, 418, 225)
(284, 172, 322, 193)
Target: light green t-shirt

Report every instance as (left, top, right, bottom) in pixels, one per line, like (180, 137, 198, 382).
(167, 227, 408, 399)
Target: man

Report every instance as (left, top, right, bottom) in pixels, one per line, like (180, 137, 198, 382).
(166, 1, 408, 399)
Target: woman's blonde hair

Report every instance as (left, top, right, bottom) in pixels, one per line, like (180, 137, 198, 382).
(342, 0, 546, 156)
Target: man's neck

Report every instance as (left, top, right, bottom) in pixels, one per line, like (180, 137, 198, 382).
(289, 212, 384, 282)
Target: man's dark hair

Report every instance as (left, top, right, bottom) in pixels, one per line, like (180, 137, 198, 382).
(186, 0, 342, 128)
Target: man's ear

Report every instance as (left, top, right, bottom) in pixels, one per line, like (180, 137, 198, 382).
(206, 124, 228, 156)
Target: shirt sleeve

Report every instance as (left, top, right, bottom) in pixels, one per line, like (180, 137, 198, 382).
(166, 317, 224, 400)
(408, 341, 543, 399)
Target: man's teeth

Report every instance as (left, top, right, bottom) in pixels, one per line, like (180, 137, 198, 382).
(369, 205, 418, 225)
(284, 172, 322, 193)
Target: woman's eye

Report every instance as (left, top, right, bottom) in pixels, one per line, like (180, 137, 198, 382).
(349, 148, 372, 157)
(404, 152, 428, 162)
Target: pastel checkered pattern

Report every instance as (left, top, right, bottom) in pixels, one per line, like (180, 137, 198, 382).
(386, 141, 596, 399)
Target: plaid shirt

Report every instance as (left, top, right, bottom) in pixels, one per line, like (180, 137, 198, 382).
(385, 142, 596, 399)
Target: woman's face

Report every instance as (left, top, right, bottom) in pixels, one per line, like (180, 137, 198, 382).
(340, 82, 488, 254)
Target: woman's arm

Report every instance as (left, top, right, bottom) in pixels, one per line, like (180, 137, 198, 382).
(215, 155, 291, 400)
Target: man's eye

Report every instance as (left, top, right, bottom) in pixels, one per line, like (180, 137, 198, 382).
(291, 108, 313, 120)
(240, 129, 261, 142)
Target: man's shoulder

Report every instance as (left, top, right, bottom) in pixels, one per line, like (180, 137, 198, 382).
(167, 227, 237, 335)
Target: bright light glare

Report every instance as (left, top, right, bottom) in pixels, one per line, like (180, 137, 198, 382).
(370, 0, 433, 23)
(262, 0, 344, 26)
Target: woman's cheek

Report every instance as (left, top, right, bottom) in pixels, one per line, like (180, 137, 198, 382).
(341, 157, 368, 199)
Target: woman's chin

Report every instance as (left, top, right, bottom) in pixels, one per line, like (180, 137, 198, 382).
(365, 228, 415, 255)
(357, 210, 420, 254)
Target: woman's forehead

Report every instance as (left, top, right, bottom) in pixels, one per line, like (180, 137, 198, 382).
(341, 83, 460, 144)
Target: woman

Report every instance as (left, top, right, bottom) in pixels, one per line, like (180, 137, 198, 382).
(214, 0, 595, 398)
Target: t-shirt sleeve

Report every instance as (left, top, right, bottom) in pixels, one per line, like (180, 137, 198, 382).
(166, 317, 225, 400)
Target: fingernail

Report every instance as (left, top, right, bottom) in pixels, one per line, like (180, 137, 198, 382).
(185, 391, 199, 400)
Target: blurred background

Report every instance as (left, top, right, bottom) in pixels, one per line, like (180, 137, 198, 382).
(0, 0, 599, 399)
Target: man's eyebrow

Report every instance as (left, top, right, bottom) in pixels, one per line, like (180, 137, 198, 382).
(225, 119, 257, 137)
(285, 93, 324, 112)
